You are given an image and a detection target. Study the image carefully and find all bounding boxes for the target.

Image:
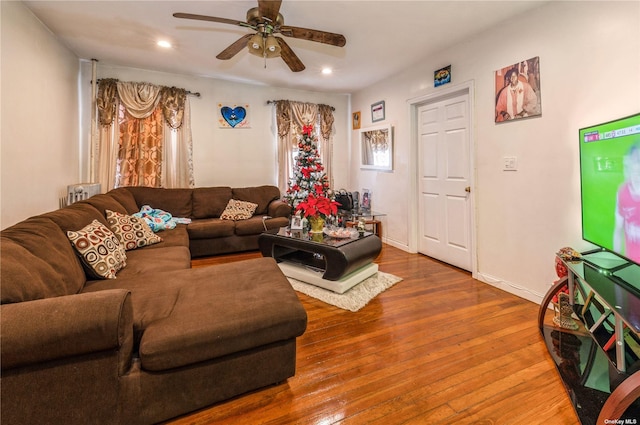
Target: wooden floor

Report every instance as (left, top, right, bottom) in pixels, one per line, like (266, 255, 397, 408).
(169, 244, 578, 425)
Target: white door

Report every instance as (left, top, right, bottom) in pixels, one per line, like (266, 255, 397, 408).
(417, 92, 472, 271)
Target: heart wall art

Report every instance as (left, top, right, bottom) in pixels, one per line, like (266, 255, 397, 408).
(217, 103, 250, 128)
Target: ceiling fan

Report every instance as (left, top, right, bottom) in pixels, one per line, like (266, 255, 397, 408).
(173, 0, 346, 72)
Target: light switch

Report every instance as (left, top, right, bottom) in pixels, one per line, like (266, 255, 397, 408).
(503, 156, 518, 171)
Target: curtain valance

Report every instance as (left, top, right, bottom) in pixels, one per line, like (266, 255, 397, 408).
(97, 80, 187, 129)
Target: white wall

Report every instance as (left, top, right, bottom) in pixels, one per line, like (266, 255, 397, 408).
(79, 63, 350, 189)
(350, 1, 640, 303)
(1, 1, 80, 229)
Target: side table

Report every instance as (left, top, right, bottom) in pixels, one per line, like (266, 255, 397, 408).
(343, 210, 386, 238)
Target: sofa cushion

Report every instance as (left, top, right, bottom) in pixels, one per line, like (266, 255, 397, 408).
(138, 224, 190, 249)
(82, 272, 183, 349)
(187, 218, 235, 239)
(81, 193, 129, 216)
(220, 199, 258, 221)
(1, 217, 86, 303)
(105, 188, 140, 214)
(41, 202, 108, 232)
(124, 187, 193, 218)
(84, 246, 191, 286)
(67, 220, 127, 280)
(232, 186, 281, 215)
(192, 187, 232, 219)
(106, 210, 162, 250)
(233, 216, 268, 236)
(138, 258, 308, 371)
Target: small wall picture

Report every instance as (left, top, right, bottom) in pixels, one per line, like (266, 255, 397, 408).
(352, 111, 361, 129)
(494, 56, 541, 123)
(218, 103, 250, 128)
(361, 189, 371, 210)
(371, 101, 385, 123)
(434, 65, 451, 87)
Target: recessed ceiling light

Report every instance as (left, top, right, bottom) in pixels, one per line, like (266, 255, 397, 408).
(322, 67, 333, 75)
(157, 40, 172, 48)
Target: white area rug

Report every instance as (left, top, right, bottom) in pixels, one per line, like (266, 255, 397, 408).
(288, 271, 402, 312)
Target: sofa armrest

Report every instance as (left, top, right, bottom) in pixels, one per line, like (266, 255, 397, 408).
(1, 289, 134, 375)
(268, 200, 292, 218)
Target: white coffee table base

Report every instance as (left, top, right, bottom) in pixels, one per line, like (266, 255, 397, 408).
(278, 262, 379, 294)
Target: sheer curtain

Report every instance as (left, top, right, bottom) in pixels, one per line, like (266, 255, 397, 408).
(94, 80, 194, 191)
(274, 100, 335, 194)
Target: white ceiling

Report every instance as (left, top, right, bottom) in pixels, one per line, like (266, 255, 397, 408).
(23, 0, 549, 94)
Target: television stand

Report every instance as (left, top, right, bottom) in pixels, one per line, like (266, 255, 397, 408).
(538, 252, 640, 425)
(581, 249, 632, 272)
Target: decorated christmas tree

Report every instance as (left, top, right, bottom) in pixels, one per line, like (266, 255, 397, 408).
(284, 125, 338, 222)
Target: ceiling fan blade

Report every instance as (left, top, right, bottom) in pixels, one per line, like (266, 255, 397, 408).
(280, 26, 346, 47)
(173, 12, 250, 28)
(276, 37, 305, 72)
(258, 0, 282, 24)
(216, 34, 253, 60)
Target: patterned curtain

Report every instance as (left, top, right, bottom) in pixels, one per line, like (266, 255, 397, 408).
(94, 80, 194, 190)
(274, 100, 335, 194)
(117, 105, 164, 187)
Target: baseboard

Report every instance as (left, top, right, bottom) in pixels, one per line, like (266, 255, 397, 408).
(475, 271, 545, 305)
(382, 238, 413, 253)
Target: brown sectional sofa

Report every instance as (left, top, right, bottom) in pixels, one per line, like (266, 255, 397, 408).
(123, 185, 292, 257)
(0, 186, 307, 424)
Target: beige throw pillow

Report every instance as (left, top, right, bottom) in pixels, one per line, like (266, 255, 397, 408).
(220, 199, 258, 220)
(67, 220, 127, 279)
(106, 210, 162, 250)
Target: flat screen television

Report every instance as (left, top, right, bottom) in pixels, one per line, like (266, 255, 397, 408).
(579, 112, 640, 275)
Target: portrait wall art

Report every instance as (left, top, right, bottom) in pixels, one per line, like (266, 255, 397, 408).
(494, 56, 541, 123)
(218, 103, 250, 128)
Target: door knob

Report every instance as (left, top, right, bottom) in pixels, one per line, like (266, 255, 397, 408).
(465, 186, 471, 193)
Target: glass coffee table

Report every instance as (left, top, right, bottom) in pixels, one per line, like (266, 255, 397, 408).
(258, 227, 382, 293)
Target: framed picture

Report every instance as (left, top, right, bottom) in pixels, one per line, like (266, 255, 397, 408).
(494, 56, 541, 123)
(361, 189, 371, 210)
(371, 101, 385, 123)
(218, 103, 250, 128)
(290, 215, 303, 230)
(352, 111, 361, 129)
(434, 65, 451, 87)
(360, 124, 393, 171)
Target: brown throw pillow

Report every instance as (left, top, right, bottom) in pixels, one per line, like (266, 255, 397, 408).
(67, 219, 127, 279)
(220, 199, 258, 220)
(106, 210, 162, 250)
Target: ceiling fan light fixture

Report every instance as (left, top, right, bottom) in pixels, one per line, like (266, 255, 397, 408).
(247, 33, 264, 56)
(264, 35, 281, 58)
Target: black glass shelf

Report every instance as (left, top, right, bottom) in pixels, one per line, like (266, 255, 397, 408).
(539, 251, 640, 424)
(541, 324, 640, 424)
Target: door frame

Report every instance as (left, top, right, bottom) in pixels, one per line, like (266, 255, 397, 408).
(407, 80, 478, 278)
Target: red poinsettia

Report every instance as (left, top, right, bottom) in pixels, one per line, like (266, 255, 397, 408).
(295, 193, 340, 220)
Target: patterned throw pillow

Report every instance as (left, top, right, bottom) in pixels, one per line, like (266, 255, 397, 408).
(106, 210, 162, 250)
(220, 199, 258, 220)
(67, 220, 127, 279)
